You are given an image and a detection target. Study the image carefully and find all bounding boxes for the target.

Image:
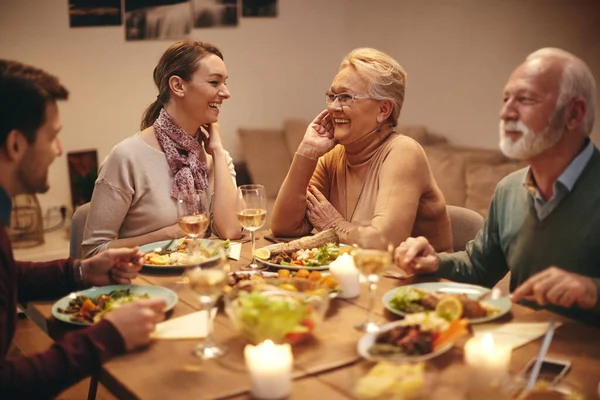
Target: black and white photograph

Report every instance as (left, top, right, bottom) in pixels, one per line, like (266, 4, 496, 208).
(68, 0, 122, 27)
(192, 0, 238, 28)
(242, 0, 277, 17)
(125, 0, 192, 41)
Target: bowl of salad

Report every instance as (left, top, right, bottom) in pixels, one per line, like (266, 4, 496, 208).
(224, 278, 330, 345)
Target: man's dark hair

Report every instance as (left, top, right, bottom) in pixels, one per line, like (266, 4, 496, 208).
(0, 60, 69, 147)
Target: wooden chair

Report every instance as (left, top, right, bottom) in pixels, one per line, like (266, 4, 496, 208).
(446, 205, 485, 252)
(69, 202, 90, 259)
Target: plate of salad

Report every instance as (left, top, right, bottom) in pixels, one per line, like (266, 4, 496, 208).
(256, 243, 352, 271)
(140, 238, 230, 271)
(52, 284, 178, 326)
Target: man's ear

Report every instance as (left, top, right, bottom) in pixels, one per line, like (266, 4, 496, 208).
(565, 98, 587, 131)
(3, 130, 28, 162)
(168, 75, 185, 98)
(376, 99, 394, 124)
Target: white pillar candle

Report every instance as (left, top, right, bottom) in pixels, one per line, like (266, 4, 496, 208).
(329, 253, 360, 299)
(244, 340, 293, 399)
(464, 333, 512, 382)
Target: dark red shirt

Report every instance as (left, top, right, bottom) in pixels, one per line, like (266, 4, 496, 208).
(0, 191, 126, 398)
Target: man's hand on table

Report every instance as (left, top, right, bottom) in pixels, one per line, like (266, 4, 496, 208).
(394, 236, 440, 274)
(512, 266, 598, 310)
(104, 298, 167, 351)
(81, 247, 144, 287)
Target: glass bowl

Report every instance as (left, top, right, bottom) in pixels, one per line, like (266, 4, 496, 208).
(224, 277, 330, 345)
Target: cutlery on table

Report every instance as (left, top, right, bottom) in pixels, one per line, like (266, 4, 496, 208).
(383, 271, 415, 280)
(525, 319, 556, 391)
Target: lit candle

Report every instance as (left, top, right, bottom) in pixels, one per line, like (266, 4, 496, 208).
(329, 253, 360, 299)
(244, 340, 293, 399)
(464, 333, 511, 382)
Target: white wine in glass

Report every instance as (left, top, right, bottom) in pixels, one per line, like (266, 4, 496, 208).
(350, 227, 392, 333)
(236, 185, 267, 270)
(176, 190, 209, 264)
(184, 242, 228, 359)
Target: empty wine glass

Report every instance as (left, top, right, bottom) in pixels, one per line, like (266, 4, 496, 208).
(176, 190, 209, 264)
(236, 184, 267, 271)
(350, 226, 393, 333)
(184, 241, 228, 359)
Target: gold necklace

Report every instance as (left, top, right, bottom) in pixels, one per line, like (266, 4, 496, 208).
(341, 129, 396, 222)
(342, 156, 375, 222)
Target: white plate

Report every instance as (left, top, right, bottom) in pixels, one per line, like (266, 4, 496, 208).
(256, 243, 352, 271)
(52, 284, 178, 326)
(382, 282, 512, 324)
(357, 320, 454, 362)
(140, 238, 227, 271)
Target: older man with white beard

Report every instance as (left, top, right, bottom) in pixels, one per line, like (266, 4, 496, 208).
(393, 48, 600, 326)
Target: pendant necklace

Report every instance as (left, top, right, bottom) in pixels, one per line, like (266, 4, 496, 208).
(342, 156, 375, 223)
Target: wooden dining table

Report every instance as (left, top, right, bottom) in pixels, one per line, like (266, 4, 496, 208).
(25, 233, 600, 400)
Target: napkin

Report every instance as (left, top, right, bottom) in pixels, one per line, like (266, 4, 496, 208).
(227, 242, 242, 261)
(151, 308, 217, 340)
(471, 321, 562, 350)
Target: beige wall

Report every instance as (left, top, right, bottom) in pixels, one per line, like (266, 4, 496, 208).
(345, 0, 600, 148)
(1, 0, 599, 212)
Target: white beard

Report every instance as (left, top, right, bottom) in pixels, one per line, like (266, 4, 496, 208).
(498, 119, 563, 160)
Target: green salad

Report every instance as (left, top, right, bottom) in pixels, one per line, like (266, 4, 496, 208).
(389, 286, 428, 313)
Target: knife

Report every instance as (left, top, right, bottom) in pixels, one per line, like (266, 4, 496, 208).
(525, 320, 556, 391)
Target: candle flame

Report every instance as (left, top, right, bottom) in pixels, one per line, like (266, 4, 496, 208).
(482, 333, 494, 351)
(263, 340, 274, 349)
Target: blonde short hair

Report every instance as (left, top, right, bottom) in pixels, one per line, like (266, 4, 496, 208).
(339, 48, 407, 127)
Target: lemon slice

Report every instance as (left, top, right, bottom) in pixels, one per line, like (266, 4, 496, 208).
(435, 296, 463, 321)
(254, 248, 271, 261)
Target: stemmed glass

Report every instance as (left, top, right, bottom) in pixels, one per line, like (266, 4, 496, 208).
(350, 226, 393, 333)
(236, 184, 267, 271)
(176, 190, 209, 264)
(184, 241, 228, 359)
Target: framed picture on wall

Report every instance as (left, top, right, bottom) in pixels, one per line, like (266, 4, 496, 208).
(67, 150, 99, 209)
(242, 0, 277, 17)
(192, 0, 238, 28)
(124, 0, 192, 40)
(69, 0, 122, 27)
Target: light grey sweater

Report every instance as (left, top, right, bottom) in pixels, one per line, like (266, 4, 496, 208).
(81, 135, 236, 257)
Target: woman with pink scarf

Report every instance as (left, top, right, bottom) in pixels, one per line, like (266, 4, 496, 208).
(82, 41, 242, 257)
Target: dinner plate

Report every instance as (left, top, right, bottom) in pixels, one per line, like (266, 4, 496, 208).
(255, 243, 352, 271)
(382, 282, 512, 324)
(357, 320, 454, 362)
(140, 238, 227, 271)
(52, 284, 178, 326)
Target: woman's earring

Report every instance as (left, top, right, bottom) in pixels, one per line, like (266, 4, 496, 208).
(376, 126, 382, 132)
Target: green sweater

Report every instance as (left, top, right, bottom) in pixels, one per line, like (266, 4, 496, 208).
(437, 148, 600, 326)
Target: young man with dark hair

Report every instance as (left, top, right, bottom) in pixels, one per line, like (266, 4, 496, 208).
(0, 60, 167, 398)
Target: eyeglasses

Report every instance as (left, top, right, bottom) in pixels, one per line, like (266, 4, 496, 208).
(325, 91, 372, 107)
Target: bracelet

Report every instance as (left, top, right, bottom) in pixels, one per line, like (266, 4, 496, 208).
(331, 221, 349, 235)
(295, 151, 318, 161)
(74, 259, 85, 289)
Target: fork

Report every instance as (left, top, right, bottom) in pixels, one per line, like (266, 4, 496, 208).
(156, 238, 177, 255)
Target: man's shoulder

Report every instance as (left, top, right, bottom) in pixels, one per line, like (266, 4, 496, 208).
(496, 167, 529, 192)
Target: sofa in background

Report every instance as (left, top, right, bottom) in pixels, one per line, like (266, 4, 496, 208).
(238, 120, 526, 228)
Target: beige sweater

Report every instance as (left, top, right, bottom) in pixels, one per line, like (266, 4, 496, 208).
(271, 131, 452, 251)
(81, 135, 236, 257)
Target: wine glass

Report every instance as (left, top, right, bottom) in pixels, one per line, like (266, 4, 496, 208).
(236, 184, 267, 271)
(350, 226, 393, 333)
(176, 190, 209, 264)
(184, 241, 228, 359)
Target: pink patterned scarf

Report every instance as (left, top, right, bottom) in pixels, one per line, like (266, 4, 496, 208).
(154, 108, 209, 211)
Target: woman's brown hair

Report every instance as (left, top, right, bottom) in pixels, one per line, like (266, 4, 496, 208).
(140, 41, 224, 130)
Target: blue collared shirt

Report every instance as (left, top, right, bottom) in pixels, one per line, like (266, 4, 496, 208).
(524, 139, 594, 220)
(0, 186, 12, 226)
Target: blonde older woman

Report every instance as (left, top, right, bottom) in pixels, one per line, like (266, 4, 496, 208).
(270, 48, 452, 251)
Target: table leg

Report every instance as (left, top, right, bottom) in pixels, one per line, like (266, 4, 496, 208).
(87, 374, 98, 400)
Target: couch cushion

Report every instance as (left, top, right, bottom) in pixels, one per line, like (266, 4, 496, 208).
(465, 161, 526, 217)
(283, 119, 308, 157)
(452, 145, 508, 165)
(398, 125, 448, 146)
(423, 145, 466, 207)
(238, 128, 292, 198)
